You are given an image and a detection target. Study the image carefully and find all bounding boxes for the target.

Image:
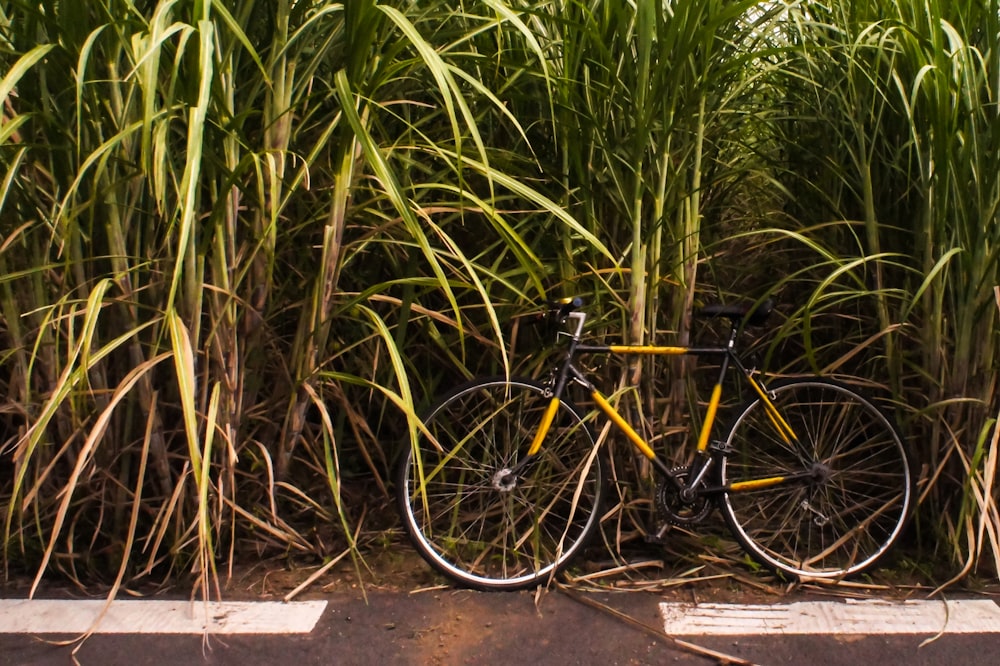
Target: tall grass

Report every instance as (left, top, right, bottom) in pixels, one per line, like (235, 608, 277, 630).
(770, 0, 1000, 574)
(0, 0, 608, 594)
(501, 0, 787, 478)
(3, 0, 1000, 593)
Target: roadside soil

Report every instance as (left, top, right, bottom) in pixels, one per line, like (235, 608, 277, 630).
(214, 527, 970, 607)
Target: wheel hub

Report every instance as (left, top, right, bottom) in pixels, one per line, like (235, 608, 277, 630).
(808, 461, 832, 484)
(493, 468, 518, 491)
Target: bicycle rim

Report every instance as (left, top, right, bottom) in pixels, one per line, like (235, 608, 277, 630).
(396, 377, 603, 590)
(719, 378, 912, 579)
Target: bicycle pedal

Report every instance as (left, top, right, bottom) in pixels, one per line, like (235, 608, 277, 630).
(645, 523, 671, 546)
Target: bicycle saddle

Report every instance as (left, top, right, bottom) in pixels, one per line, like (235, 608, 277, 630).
(696, 298, 774, 327)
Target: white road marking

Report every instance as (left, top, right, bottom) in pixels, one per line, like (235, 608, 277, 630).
(0, 599, 327, 634)
(660, 599, 1000, 636)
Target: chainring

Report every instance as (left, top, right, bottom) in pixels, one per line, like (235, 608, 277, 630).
(656, 466, 713, 526)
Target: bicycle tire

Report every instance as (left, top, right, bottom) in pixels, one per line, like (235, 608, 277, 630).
(396, 376, 604, 590)
(718, 378, 913, 579)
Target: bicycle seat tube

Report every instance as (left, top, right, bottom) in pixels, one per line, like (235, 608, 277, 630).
(526, 311, 587, 457)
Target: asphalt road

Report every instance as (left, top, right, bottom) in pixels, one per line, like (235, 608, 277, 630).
(4, 587, 1000, 665)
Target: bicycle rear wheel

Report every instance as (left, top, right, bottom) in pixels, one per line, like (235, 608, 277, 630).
(396, 376, 604, 590)
(718, 378, 913, 579)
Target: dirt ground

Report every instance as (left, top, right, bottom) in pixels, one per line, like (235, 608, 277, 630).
(213, 529, 964, 608)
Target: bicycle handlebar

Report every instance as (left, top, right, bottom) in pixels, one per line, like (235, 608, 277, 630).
(528, 293, 773, 351)
(513, 297, 585, 349)
(552, 296, 584, 320)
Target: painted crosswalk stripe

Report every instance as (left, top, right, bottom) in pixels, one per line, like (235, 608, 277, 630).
(660, 599, 1000, 635)
(0, 599, 327, 634)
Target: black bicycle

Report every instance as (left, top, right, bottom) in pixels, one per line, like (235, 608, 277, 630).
(396, 297, 914, 590)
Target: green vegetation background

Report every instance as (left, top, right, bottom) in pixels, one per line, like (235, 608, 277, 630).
(2, 0, 999, 594)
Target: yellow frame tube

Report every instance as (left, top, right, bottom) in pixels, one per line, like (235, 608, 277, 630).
(608, 345, 687, 355)
(695, 383, 723, 452)
(591, 391, 657, 460)
(747, 377, 798, 444)
(527, 397, 561, 456)
(729, 476, 788, 492)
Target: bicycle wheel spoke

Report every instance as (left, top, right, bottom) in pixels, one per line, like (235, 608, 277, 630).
(720, 379, 912, 579)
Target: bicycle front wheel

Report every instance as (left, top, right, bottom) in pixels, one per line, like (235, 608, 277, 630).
(396, 377, 604, 590)
(718, 378, 913, 579)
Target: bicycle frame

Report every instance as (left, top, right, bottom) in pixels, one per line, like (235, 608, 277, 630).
(523, 310, 811, 496)
(398, 300, 913, 587)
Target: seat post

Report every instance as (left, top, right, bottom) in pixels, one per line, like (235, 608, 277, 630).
(727, 322, 740, 350)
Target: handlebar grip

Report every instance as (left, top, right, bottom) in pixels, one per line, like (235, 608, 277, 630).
(555, 296, 584, 319)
